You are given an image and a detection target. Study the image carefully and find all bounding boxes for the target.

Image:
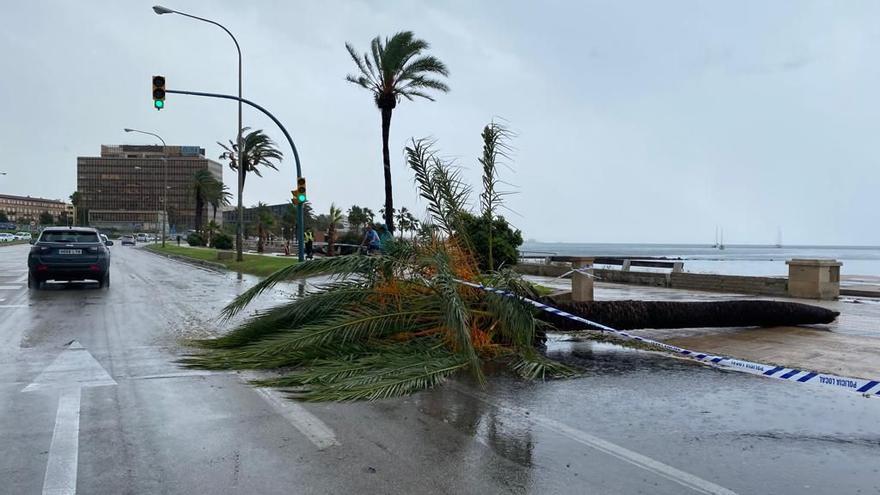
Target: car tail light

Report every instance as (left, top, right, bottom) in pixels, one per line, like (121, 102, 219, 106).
(36, 264, 49, 272)
(89, 265, 101, 272)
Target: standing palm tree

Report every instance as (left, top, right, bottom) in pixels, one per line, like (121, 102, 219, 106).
(190, 170, 219, 233)
(325, 204, 343, 256)
(345, 31, 450, 233)
(219, 127, 283, 260)
(69, 192, 82, 226)
(208, 183, 233, 225)
(255, 202, 275, 253)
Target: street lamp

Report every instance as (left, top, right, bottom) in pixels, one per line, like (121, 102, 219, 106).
(152, 5, 245, 262)
(124, 128, 168, 247)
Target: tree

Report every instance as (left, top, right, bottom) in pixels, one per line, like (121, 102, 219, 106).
(69, 192, 86, 226)
(395, 207, 420, 237)
(345, 31, 450, 233)
(218, 128, 283, 191)
(190, 170, 221, 233)
(479, 122, 513, 270)
(459, 212, 523, 271)
(347, 205, 373, 232)
(0, 211, 7, 223)
(184, 133, 575, 402)
(39, 211, 54, 226)
(56, 211, 70, 226)
(218, 127, 283, 261)
(325, 204, 343, 256)
(255, 202, 275, 253)
(208, 183, 232, 225)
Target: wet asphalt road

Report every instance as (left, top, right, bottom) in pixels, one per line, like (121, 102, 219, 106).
(1, 244, 878, 494)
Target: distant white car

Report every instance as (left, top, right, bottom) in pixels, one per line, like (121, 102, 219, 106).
(0, 233, 15, 243)
(15, 232, 32, 241)
(136, 233, 148, 242)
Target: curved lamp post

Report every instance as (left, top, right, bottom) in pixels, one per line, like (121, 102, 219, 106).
(124, 128, 168, 247)
(152, 5, 245, 261)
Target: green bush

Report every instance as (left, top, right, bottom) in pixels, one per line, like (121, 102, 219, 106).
(459, 212, 523, 271)
(187, 232, 206, 247)
(212, 233, 233, 250)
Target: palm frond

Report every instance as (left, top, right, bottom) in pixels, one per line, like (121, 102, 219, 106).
(221, 256, 385, 318)
(509, 350, 580, 381)
(195, 281, 372, 348)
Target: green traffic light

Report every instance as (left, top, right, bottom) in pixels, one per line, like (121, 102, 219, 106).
(297, 194, 306, 202)
(154, 100, 164, 109)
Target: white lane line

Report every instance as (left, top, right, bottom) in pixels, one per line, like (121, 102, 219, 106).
(0, 305, 28, 309)
(254, 387, 340, 450)
(42, 388, 82, 495)
(0, 285, 24, 289)
(451, 384, 738, 495)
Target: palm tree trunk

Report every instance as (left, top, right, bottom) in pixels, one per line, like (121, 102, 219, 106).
(195, 194, 204, 232)
(381, 106, 395, 233)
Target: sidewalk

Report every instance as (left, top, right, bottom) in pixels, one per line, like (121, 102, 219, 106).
(527, 276, 880, 380)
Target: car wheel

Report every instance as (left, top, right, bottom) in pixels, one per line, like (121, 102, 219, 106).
(99, 272, 110, 289)
(28, 272, 40, 290)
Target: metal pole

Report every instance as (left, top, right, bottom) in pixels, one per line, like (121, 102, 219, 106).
(154, 7, 245, 261)
(162, 157, 168, 247)
(165, 88, 305, 261)
(123, 128, 167, 246)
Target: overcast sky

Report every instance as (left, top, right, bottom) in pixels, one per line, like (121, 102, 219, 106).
(2, 1, 879, 245)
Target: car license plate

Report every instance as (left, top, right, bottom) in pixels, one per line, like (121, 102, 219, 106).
(58, 249, 83, 255)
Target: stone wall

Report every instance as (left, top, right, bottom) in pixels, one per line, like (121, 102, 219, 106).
(516, 264, 789, 297)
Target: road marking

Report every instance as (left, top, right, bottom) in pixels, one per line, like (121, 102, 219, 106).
(0, 285, 23, 290)
(43, 388, 81, 495)
(0, 305, 28, 309)
(254, 387, 340, 450)
(451, 384, 738, 495)
(22, 341, 118, 495)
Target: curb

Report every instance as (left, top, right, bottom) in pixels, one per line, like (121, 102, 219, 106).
(142, 247, 227, 272)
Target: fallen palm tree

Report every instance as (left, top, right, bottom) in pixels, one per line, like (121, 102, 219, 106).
(184, 127, 578, 401)
(539, 299, 839, 331)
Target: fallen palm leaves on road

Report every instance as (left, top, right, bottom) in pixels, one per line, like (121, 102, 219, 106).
(183, 127, 578, 401)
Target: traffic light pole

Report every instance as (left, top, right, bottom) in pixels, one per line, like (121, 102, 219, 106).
(165, 88, 305, 261)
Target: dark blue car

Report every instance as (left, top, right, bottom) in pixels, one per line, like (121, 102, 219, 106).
(28, 227, 113, 289)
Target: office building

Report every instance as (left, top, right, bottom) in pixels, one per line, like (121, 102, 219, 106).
(0, 194, 72, 224)
(76, 145, 223, 232)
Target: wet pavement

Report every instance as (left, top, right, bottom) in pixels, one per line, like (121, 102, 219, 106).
(1, 244, 879, 494)
(529, 275, 880, 380)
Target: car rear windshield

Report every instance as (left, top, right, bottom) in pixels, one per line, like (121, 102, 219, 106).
(40, 231, 100, 243)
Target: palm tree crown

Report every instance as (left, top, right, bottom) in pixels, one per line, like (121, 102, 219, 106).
(345, 31, 449, 234)
(218, 128, 283, 189)
(346, 31, 450, 109)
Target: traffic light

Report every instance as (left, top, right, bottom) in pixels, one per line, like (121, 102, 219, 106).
(295, 177, 307, 203)
(152, 75, 166, 110)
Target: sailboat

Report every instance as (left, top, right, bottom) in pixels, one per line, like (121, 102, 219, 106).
(713, 226, 719, 248)
(775, 227, 782, 248)
(718, 228, 725, 250)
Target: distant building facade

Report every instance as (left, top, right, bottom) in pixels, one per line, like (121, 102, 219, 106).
(0, 194, 72, 224)
(76, 145, 223, 232)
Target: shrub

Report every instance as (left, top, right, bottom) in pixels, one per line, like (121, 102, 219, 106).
(212, 233, 233, 250)
(459, 212, 523, 271)
(187, 232, 206, 247)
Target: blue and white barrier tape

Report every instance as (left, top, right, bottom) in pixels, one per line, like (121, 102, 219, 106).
(460, 280, 880, 397)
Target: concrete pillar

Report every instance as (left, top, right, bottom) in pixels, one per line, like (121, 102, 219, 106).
(786, 259, 842, 300)
(570, 257, 595, 302)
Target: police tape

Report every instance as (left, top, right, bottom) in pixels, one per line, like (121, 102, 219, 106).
(459, 280, 880, 398)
